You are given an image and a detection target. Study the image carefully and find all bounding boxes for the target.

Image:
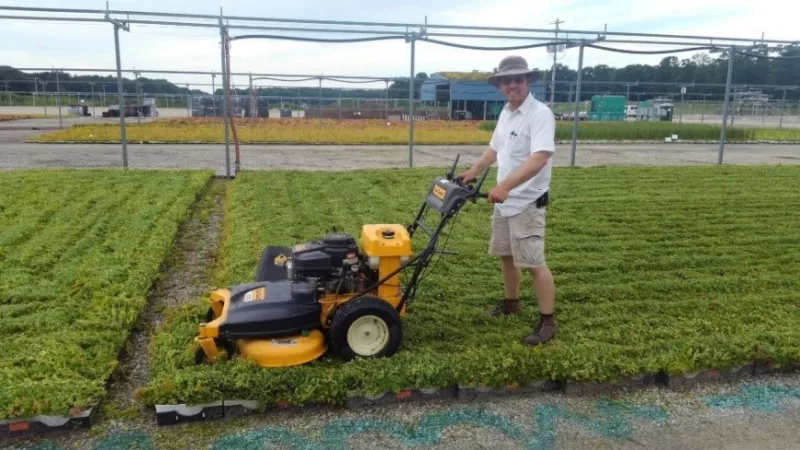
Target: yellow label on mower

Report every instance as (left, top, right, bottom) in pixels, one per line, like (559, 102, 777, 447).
(433, 185, 446, 200)
(243, 287, 266, 302)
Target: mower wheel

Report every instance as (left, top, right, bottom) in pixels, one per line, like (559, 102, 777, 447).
(328, 296, 402, 361)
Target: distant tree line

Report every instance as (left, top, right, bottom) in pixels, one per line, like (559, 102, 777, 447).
(537, 45, 800, 102)
(0, 66, 207, 96)
(2, 45, 798, 102)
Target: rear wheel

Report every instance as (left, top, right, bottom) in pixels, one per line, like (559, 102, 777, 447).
(328, 296, 402, 361)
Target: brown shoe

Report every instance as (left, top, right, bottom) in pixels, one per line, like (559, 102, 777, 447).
(488, 298, 520, 316)
(522, 316, 557, 346)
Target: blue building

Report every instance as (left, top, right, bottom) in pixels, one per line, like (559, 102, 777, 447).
(420, 72, 547, 120)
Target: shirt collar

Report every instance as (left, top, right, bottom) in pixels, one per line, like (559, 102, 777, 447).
(504, 91, 534, 115)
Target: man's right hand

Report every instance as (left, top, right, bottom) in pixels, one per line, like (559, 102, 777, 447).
(455, 170, 476, 184)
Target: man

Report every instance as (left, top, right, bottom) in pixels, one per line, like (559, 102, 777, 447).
(457, 55, 557, 346)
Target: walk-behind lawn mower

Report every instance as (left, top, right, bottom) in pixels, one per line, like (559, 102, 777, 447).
(194, 156, 490, 368)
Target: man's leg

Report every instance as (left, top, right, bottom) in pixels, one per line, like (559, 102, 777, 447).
(521, 263, 556, 345)
(508, 205, 557, 345)
(502, 255, 520, 300)
(529, 264, 554, 315)
(488, 209, 521, 315)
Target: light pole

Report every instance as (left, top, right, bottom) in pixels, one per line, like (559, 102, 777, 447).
(549, 19, 564, 109)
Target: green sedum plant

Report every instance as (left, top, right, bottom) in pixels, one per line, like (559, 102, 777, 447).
(141, 165, 800, 408)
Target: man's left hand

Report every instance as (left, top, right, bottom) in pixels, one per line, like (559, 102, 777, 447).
(487, 185, 509, 203)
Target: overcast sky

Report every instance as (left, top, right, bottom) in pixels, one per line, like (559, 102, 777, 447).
(1, 0, 797, 93)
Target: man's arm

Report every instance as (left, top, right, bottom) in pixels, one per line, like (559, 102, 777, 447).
(457, 147, 497, 182)
(488, 109, 555, 203)
(495, 150, 551, 192)
(470, 147, 498, 175)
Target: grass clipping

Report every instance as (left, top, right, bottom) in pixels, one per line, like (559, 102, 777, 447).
(141, 165, 800, 408)
(29, 117, 800, 144)
(0, 169, 213, 420)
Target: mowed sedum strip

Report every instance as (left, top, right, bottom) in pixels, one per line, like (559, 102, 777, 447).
(0, 169, 212, 419)
(140, 165, 800, 408)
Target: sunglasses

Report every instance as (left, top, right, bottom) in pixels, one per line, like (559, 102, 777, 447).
(498, 75, 528, 85)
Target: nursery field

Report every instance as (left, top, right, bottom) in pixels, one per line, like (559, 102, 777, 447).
(0, 114, 35, 122)
(0, 169, 212, 420)
(28, 117, 800, 144)
(139, 164, 800, 409)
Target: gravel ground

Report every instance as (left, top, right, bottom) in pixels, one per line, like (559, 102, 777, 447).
(3, 374, 799, 449)
(2, 141, 800, 176)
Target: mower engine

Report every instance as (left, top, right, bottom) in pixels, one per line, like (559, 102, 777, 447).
(285, 231, 371, 297)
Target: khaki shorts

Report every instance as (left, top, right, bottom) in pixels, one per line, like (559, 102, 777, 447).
(489, 203, 547, 268)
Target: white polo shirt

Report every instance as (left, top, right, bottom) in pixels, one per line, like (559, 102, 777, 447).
(489, 92, 555, 217)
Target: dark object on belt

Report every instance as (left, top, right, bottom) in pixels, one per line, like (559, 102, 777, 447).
(536, 191, 549, 208)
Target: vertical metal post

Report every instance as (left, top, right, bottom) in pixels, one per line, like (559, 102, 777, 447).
(113, 25, 128, 169)
(448, 81, 452, 121)
(248, 73, 255, 117)
(56, 70, 62, 129)
(408, 31, 416, 168)
(91, 82, 95, 118)
(483, 100, 487, 120)
(701, 95, 705, 124)
(211, 72, 216, 113)
(679, 86, 684, 123)
(318, 77, 322, 126)
(219, 16, 231, 178)
(385, 79, 389, 121)
(718, 45, 735, 165)
(134, 71, 142, 124)
(42, 81, 47, 117)
(570, 41, 585, 167)
(780, 88, 786, 128)
(549, 19, 562, 109)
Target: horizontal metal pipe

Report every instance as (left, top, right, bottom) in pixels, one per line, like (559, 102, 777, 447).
(422, 24, 799, 45)
(12, 67, 800, 90)
(0, 14, 108, 23)
(0, 15, 596, 43)
(1, 5, 798, 45)
(0, 13, 789, 47)
(0, 6, 107, 15)
(8, 69, 800, 91)
(10, 67, 403, 81)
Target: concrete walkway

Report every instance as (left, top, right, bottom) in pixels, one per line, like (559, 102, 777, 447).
(2, 140, 800, 176)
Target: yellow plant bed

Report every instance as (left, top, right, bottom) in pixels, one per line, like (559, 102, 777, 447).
(31, 117, 493, 144)
(0, 114, 36, 122)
